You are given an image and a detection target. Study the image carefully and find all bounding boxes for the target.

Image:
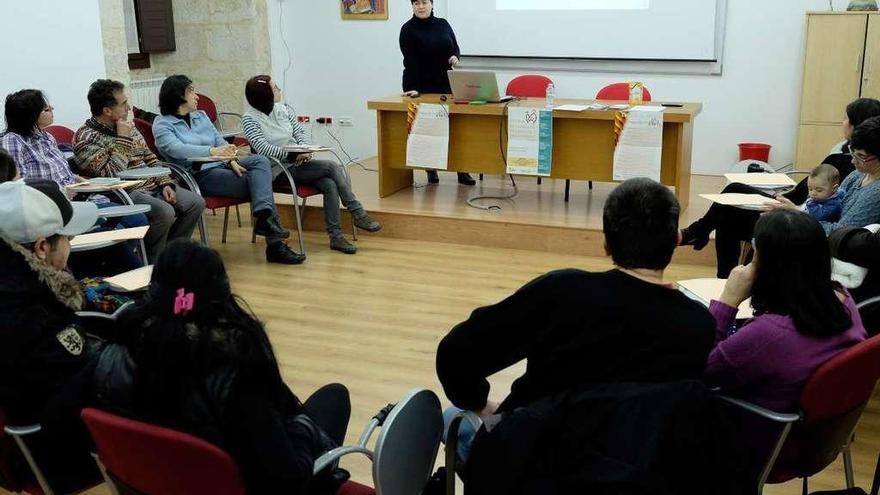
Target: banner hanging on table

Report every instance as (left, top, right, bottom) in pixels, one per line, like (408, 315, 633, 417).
(406, 103, 449, 170)
(506, 107, 553, 176)
(612, 106, 664, 182)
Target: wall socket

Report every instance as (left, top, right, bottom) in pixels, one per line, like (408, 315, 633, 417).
(338, 117, 354, 127)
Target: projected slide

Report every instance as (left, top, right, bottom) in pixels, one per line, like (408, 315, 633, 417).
(497, 0, 649, 10)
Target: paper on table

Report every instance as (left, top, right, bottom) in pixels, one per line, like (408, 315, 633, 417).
(104, 265, 153, 292)
(70, 226, 149, 247)
(506, 107, 553, 176)
(613, 106, 664, 181)
(678, 278, 754, 319)
(724, 173, 797, 187)
(554, 104, 589, 112)
(700, 193, 781, 207)
(406, 103, 449, 170)
(283, 144, 333, 152)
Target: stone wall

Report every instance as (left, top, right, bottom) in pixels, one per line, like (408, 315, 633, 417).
(99, 0, 272, 115)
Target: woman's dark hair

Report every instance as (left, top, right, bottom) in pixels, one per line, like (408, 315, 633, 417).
(0, 148, 18, 183)
(846, 98, 880, 129)
(245, 75, 274, 115)
(120, 239, 285, 426)
(603, 178, 680, 270)
(751, 209, 852, 338)
(850, 116, 880, 158)
(4, 89, 47, 137)
(158, 75, 193, 116)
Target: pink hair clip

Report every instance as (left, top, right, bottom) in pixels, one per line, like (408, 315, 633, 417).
(173, 288, 195, 315)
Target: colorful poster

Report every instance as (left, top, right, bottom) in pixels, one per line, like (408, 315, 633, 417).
(406, 103, 449, 170)
(506, 107, 553, 176)
(613, 106, 664, 182)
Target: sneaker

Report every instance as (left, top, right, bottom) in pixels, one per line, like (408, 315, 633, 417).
(330, 236, 357, 254)
(254, 215, 290, 239)
(266, 242, 305, 264)
(457, 173, 476, 186)
(353, 213, 382, 232)
(426, 170, 440, 184)
(680, 227, 710, 251)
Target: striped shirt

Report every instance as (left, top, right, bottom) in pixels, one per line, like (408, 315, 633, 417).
(240, 104, 309, 161)
(0, 130, 78, 186)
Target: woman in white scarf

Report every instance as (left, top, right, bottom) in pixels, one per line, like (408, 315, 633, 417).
(241, 75, 381, 255)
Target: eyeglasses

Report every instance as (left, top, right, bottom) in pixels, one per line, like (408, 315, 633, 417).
(853, 153, 878, 165)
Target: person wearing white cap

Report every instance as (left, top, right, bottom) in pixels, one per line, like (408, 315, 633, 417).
(0, 178, 104, 492)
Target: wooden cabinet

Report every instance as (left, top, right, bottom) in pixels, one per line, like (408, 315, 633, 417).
(797, 13, 880, 169)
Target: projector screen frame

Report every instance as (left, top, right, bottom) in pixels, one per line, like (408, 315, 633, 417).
(449, 0, 728, 72)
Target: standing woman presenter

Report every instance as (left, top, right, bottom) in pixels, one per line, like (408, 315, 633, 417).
(399, 0, 476, 186)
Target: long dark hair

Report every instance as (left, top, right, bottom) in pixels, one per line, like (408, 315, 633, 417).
(120, 239, 285, 427)
(4, 89, 47, 137)
(750, 209, 852, 337)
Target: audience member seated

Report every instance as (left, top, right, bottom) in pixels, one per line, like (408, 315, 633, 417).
(705, 209, 866, 412)
(242, 75, 381, 255)
(0, 179, 104, 493)
(830, 222, 880, 335)
(803, 163, 844, 222)
(102, 239, 351, 493)
(681, 112, 880, 278)
(1, 88, 147, 275)
(74, 79, 205, 263)
(152, 75, 304, 265)
(436, 178, 716, 464)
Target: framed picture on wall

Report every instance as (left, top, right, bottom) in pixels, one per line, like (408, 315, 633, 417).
(341, 0, 388, 20)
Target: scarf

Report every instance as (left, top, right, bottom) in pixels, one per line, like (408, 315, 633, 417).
(244, 103, 296, 147)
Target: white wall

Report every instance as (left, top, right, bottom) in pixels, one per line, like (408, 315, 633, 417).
(269, 0, 852, 175)
(0, 0, 107, 129)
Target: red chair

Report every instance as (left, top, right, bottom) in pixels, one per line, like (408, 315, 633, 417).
(81, 408, 374, 495)
(269, 157, 357, 256)
(134, 117, 252, 246)
(595, 82, 653, 102)
(197, 93, 243, 142)
(721, 334, 880, 493)
(505, 75, 553, 98)
(44, 125, 75, 146)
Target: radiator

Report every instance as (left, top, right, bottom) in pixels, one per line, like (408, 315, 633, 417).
(129, 77, 165, 114)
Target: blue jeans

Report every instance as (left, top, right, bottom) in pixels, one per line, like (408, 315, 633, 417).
(193, 155, 276, 217)
(443, 407, 481, 465)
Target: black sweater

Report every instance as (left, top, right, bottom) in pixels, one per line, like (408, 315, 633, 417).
(436, 269, 716, 413)
(399, 14, 460, 94)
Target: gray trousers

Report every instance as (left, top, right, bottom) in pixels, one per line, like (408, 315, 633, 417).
(194, 154, 276, 217)
(130, 186, 206, 263)
(280, 159, 364, 239)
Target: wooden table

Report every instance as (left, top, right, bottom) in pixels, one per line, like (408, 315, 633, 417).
(367, 95, 702, 208)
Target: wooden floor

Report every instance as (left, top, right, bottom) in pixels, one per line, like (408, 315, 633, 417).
(35, 209, 878, 495)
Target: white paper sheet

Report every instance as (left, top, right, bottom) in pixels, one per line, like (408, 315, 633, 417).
(724, 173, 797, 187)
(613, 106, 664, 181)
(554, 104, 589, 112)
(70, 226, 149, 247)
(506, 107, 553, 176)
(699, 193, 781, 208)
(104, 265, 153, 292)
(678, 278, 754, 319)
(406, 103, 449, 170)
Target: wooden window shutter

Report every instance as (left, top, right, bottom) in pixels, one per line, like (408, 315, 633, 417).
(135, 0, 176, 52)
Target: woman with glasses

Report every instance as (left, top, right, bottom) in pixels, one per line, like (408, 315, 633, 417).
(680, 99, 880, 278)
(399, 0, 476, 186)
(704, 208, 866, 412)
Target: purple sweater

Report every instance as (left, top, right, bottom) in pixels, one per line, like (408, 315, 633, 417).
(705, 294, 866, 412)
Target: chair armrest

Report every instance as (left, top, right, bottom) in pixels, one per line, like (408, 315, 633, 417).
(162, 162, 203, 197)
(313, 446, 374, 474)
(218, 112, 243, 119)
(445, 411, 483, 495)
(858, 295, 880, 312)
(3, 424, 41, 436)
(717, 395, 801, 424)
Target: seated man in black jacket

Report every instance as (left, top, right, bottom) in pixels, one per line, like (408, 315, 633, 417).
(436, 178, 716, 464)
(0, 179, 103, 492)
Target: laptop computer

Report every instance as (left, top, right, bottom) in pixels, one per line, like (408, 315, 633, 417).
(447, 70, 515, 103)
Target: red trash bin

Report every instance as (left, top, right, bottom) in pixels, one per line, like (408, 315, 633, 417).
(738, 143, 772, 162)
